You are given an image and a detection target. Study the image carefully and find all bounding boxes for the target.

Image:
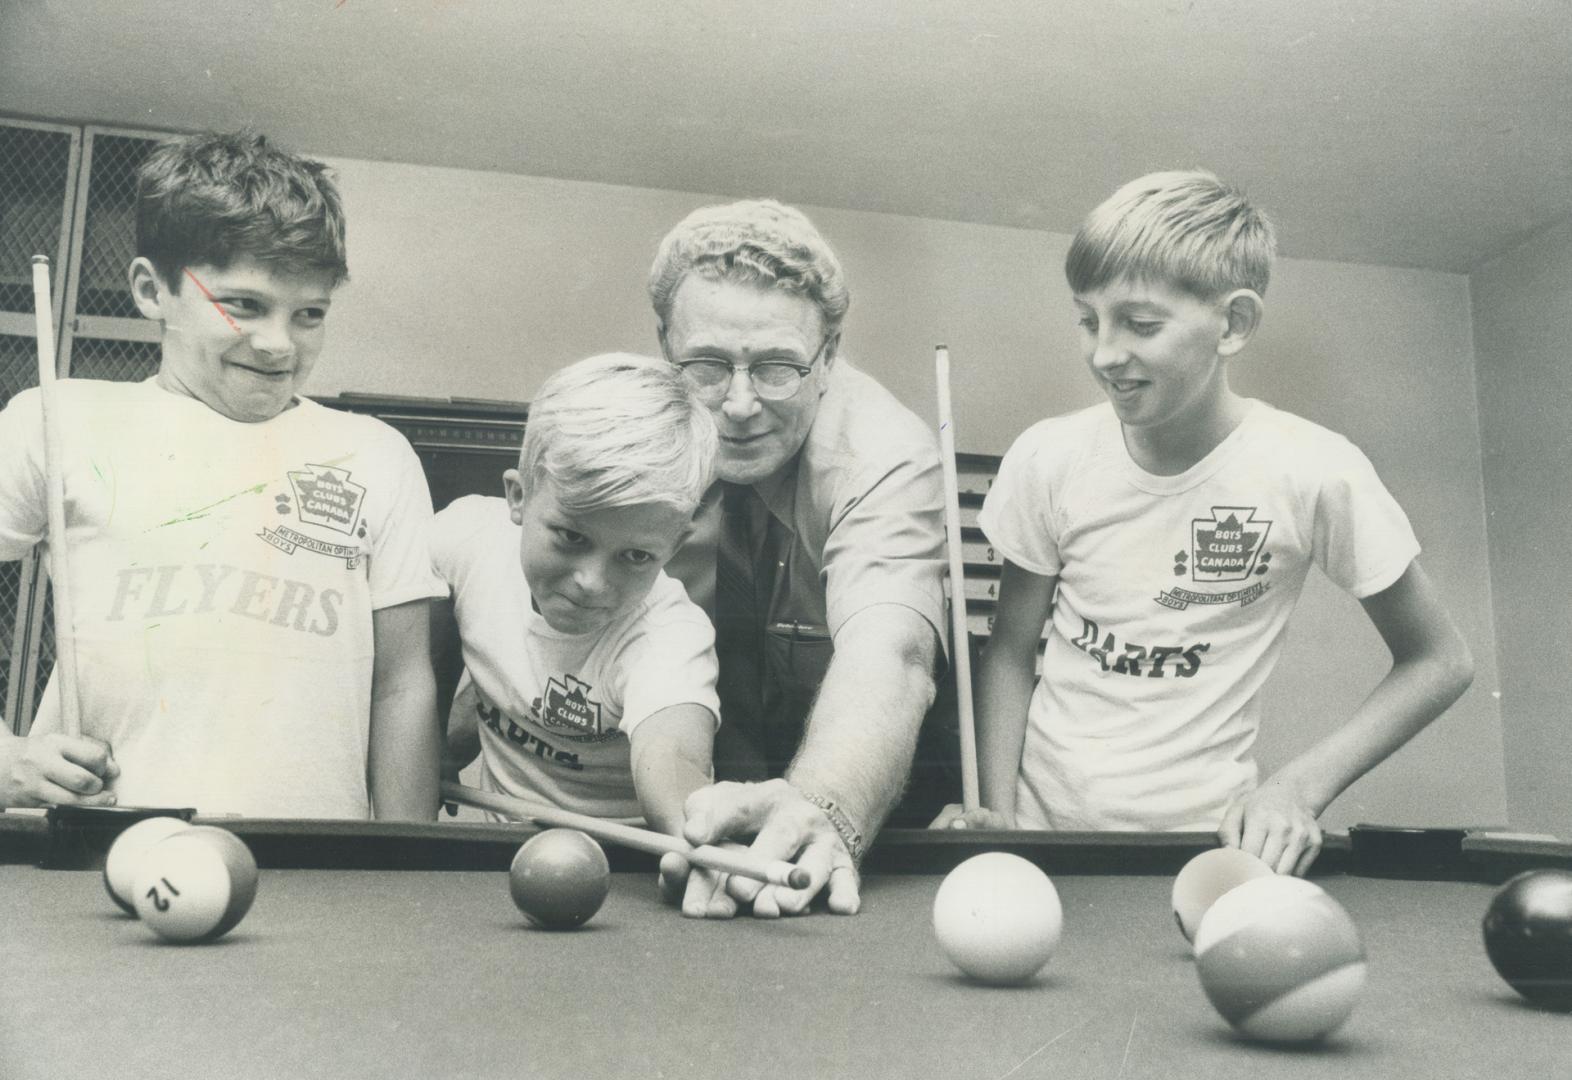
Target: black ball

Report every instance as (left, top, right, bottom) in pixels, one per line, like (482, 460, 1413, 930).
(1482, 869, 1572, 1010)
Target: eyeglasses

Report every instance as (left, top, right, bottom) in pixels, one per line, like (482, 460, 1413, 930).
(668, 335, 833, 403)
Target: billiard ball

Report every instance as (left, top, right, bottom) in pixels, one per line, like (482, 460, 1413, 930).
(509, 829, 610, 930)
(1193, 875, 1366, 1043)
(1171, 847, 1274, 944)
(131, 826, 259, 943)
(932, 852, 1062, 985)
(103, 816, 193, 915)
(1482, 868, 1572, 1010)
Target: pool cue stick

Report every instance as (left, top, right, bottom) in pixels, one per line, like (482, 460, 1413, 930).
(440, 781, 812, 889)
(934, 345, 980, 811)
(31, 255, 82, 739)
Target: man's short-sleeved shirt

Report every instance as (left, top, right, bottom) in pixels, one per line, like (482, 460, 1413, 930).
(979, 400, 1420, 830)
(0, 378, 444, 817)
(664, 361, 947, 757)
(670, 360, 947, 645)
(433, 495, 720, 821)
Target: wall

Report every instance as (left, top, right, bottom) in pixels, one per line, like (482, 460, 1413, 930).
(314, 154, 1507, 829)
(1471, 218, 1572, 836)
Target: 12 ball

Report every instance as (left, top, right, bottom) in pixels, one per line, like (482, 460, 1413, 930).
(131, 826, 259, 943)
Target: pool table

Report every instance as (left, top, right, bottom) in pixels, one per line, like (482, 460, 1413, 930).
(2, 813, 1568, 1079)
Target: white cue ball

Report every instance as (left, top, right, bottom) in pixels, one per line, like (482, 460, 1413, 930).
(1171, 847, 1275, 944)
(933, 852, 1063, 985)
(103, 816, 194, 915)
(1193, 875, 1366, 1043)
(132, 826, 259, 943)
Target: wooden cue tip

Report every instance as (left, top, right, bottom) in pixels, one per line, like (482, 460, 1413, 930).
(33, 254, 51, 265)
(787, 867, 811, 889)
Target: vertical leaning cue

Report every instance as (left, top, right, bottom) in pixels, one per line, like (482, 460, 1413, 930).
(934, 345, 980, 812)
(31, 255, 82, 739)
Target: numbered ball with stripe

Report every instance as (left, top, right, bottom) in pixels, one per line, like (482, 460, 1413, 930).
(103, 816, 193, 915)
(131, 826, 259, 944)
(1193, 876, 1366, 1043)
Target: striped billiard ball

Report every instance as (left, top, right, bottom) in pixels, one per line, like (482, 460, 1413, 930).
(1193, 875, 1366, 1043)
(132, 826, 259, 944)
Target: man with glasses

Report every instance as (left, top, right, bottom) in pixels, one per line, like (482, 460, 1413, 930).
(649, 199, 949, 919)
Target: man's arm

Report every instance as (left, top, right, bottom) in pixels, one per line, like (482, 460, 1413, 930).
(1221, 561, 1475, 873)
(790, 602, 939, 833)
(368, 598, 440, 822)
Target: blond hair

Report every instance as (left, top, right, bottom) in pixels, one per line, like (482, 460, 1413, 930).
(1066, 170, 1277, 299)
(520, 353, 716, 514)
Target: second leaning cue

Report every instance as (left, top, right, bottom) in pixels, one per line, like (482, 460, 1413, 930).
(31, 255, 83, 738)
(934, 345, 980, 811)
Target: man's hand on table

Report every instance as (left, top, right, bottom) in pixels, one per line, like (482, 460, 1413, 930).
(656, 778, 860, 918)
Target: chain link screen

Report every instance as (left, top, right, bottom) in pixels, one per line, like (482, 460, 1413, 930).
(3, 126, 162, 727)
(68, 335, 160, 382)
(76, 134, 158, 320)
(0, 125, 73, 318)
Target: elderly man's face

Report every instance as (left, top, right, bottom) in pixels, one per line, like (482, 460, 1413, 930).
(662, 276, 834, 485)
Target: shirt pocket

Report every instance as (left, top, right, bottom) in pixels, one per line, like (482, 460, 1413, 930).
(763, 620, 833, 706)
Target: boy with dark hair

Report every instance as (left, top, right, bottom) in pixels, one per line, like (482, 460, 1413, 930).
(0, 131, 444, 818)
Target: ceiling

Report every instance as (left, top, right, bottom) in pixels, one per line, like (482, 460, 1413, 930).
(3, 0, 1569, 274)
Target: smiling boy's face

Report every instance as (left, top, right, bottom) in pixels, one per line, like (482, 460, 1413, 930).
(505, 470, 694, 636)
(1071, 277, 1242, 435)
(131, 256, 335, 423)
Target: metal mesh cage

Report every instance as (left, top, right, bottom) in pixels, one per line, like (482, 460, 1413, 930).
(67, 335, 160, 383)
(0, 125, 73, 316)
(75, 134, 158, 319)
(0, 560, 18, 717)
(0, 330, 40, 410)
(34, 583, 55, 711)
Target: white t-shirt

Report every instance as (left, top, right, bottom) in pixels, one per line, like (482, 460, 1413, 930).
(0, 378, 444, 817)
(432, 495, 720, 822)
(978, 401, 1420, 831)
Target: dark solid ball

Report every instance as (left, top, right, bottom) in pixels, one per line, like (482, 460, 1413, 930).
(509, 829, 610, 930)
(1482, 869, 1572, 1010)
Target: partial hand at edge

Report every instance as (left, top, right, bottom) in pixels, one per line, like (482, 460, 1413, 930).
(0, 731, 119, 809)
(928, 802, 1014, 831)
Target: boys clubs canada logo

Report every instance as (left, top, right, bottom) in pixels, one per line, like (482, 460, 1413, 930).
(258, 465, 369, 568)
(288, 465, 366, 535)
(1156, 506, 1273, 610)
(539, 673, 610, 740)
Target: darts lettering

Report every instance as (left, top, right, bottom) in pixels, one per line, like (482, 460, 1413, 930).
(1068, 618, 1209, 677)
(474, 699, 583, 771)
(105, 563, 342, 637)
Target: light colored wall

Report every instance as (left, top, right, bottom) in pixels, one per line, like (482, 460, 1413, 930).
(315, 154, 1505, 829)
(1471, 218, 1572, 836)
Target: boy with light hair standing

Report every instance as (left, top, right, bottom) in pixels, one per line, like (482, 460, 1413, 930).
(939, 171, 1474, 875)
